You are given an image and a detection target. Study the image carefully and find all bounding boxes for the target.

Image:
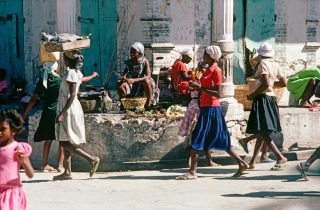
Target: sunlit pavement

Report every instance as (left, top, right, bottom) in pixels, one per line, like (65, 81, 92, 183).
(23, 160, 320, 210)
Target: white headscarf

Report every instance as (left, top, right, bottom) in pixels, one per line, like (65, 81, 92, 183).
(42, 61, 59, 88)
(131, 42, 144, 55)
(180, 49, 194, 59)
(205, 45, 222, 60)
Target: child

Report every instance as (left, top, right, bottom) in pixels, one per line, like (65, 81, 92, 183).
(53, 50, 100, 181)
(0, 109, 34, 210)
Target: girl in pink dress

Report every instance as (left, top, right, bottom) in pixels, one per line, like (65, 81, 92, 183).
(0, 109, 34, 210)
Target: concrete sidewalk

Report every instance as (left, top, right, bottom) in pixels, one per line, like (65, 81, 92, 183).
(23, 160, 320, 210)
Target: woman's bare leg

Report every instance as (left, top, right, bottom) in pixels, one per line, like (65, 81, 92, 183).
(58, 143, 64, 171)
(42, 140, 52, 169)
(227, 148, 249, 173)
(249, 137, 264, 169)
(143, 78, 153, 108)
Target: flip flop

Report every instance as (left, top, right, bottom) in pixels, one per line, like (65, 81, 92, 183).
(270, 163, 286, 171)
(232, 170, 248, 178)
(260, 158, 275, 163)
(41, 165, 57, 173)
(296, 162, 308, 180)
(53, 173, 72, 181)
(238, 139, 249, 154)
(176, 173, 198, 180)
(90, 157, 100, 178)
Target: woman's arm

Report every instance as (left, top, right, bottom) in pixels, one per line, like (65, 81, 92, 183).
(189, 81, 220, 97)
(247, 74, 269, 100)
(82, 72, 99, 83)
(56, 81, 77, 122)
(22, 93, 39, 119)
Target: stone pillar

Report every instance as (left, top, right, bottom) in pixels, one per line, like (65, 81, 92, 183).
(214, 0, 244, 120)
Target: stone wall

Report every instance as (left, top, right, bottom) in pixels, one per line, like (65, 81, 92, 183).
(28, 108, 320, 171)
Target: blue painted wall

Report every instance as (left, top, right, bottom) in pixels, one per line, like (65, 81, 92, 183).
(233, 0, 275, 84)
(80, 0, 117, 89)
(0, 0, 24, 86)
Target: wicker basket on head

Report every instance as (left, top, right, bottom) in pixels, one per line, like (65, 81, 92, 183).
(234, 83, 284, 111)
(121, 97, 147, 110)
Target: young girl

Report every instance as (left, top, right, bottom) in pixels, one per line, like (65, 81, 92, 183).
(0, 109, 34, 210)
(53, 50, 100, 181)
(176, 45, 249, 180)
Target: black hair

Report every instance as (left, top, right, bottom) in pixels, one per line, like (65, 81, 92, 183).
(63, 51, 84, 69)
(0, 109, 24, 133)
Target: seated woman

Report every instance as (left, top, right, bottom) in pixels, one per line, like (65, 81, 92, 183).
(170, 49, 194, 104)
(287, 66, 320, 107)
(117, 42, 154, 109)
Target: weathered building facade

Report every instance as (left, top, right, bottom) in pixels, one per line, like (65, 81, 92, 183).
(1, 0, 320, 93)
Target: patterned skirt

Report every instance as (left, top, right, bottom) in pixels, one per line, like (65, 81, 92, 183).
(191, 107, 231, 151)
(178, 99, 200, 137)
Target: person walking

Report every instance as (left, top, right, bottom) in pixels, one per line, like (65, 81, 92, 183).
(53, 50, 100, 180)
(23, 43, 64, 172)
(245, 42, 287, 170)
(176, 45, 249, 180)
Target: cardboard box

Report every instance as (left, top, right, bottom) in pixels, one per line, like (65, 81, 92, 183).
(44, 39, 90, 52)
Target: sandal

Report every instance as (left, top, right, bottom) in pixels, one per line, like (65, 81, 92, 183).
(299, 101, 311, 108)
(176, 173, 198, 180)
(260, 158, 275, 163)
(270, 163, 286, 171)
(41, 165, 57, 173)
(90, 157, 100, 178)
(296, 162, 308, 180)
(53, 173, 72, 181)
(232, 170, 248, 178)
(238, 139, 249, 154)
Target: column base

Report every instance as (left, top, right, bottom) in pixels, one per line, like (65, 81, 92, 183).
(220, 97, 245, 121)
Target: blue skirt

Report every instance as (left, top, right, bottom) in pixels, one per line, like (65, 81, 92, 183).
(191, 107, 231, 151)
(246, 94, 282, 134)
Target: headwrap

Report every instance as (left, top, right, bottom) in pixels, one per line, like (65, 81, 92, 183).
(205, 45, 222, 60)
(42, 61, 59, 88)
(131, 42, 144, 55)
(180, 49, 194, 59)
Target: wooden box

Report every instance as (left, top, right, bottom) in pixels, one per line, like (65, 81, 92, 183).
(44, 39, 90, 52)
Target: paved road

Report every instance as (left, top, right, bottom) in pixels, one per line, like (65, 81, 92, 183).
(23, 160, 320, 210)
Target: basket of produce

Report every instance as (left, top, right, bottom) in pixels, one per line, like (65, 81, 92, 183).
(234, 85, 253, 111)
(79, 92, 103, 113)
(120, 97, 147, 110)
(235, 83, 284, 111)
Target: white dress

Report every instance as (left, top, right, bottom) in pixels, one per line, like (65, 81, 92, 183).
(56, 68, 86, 145)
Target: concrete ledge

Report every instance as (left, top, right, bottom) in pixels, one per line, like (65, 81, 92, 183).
(28, 107, 319, 171)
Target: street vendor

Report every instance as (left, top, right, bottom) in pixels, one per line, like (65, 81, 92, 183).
(169, 49, 194, 104)
(117, 42, 154, 110)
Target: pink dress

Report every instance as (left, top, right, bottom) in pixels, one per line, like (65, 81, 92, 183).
(0, 140, 32, 210)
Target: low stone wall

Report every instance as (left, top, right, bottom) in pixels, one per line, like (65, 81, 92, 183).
(28, 107, 320, 171)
